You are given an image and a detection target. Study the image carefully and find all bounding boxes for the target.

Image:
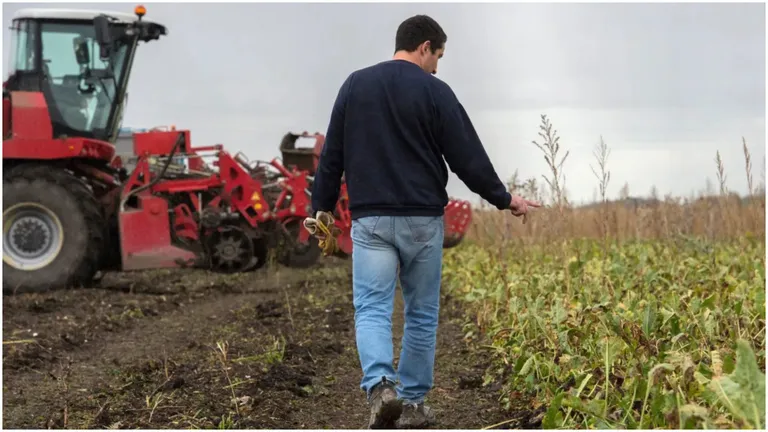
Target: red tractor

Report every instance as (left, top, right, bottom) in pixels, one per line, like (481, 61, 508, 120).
(3, 6, 172, 292)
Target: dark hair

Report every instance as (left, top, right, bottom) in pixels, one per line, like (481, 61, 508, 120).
(394, 15, 447, 54)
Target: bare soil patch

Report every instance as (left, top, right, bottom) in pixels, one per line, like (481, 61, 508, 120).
(3, 261, 531, 429)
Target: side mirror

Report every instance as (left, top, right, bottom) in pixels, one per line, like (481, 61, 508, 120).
(93, 15, 112, 59)
(73, 37, 90, 65)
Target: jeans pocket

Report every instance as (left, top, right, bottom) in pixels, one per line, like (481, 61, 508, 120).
(353, 216, 381, 239)
(404, 216, 442, 243)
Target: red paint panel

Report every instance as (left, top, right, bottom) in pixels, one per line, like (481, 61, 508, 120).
(3, 95, 10, 138)
(8, 91, 53, 140)
(133, 130, 191, 156)
(3, 136, 114, 161)
(119, 194, 198, 271)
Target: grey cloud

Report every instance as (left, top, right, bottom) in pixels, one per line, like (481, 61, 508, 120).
(3, 2, 764, 201)
(455, 3, 765, 113)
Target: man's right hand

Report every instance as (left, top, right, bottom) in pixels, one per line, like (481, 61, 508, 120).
(509, 195, 542, 224)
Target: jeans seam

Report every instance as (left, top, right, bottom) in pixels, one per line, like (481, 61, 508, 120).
(355, 216, 381, 238)
(406, 217, 441, 243)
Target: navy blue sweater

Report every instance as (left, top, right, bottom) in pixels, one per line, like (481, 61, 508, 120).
(311, 59, 511, 219)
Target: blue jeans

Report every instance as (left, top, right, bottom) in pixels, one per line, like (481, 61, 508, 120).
(351, 215, 444, 404)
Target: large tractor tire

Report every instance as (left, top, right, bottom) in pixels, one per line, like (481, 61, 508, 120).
(3, 164, 105, 293)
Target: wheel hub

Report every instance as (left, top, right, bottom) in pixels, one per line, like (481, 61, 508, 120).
(3, 203, 64, 270)
(214, 237, 244, 262)
(205, 227, 256, 273)
(11, 217, 50, 254)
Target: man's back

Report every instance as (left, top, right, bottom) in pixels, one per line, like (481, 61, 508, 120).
(307, 15, 540, 430)
(340, 59, 451, 220)
(311, 55, 512, 221)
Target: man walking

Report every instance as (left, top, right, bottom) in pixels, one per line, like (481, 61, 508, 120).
(310, 14, 540, 429)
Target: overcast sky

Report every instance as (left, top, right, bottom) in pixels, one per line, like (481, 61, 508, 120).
(3, 2, 765, 204)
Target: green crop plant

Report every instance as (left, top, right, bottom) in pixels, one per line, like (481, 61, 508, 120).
(444, 115, 766, 429)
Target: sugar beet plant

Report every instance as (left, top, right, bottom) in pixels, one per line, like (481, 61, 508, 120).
(443, 116, 766, 429)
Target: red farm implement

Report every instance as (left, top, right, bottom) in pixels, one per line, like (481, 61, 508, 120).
(120, 127, 333, 270)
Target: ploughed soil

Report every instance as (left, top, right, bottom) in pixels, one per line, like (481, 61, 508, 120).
(3, 259, 536, 429)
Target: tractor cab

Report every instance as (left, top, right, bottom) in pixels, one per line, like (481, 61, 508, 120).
(4, 5, 166, 143)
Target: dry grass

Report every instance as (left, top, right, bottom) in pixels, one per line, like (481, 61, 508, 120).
(467, 114, 765, 247)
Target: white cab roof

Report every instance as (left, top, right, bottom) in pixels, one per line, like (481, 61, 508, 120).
(12, 8, 159, 25)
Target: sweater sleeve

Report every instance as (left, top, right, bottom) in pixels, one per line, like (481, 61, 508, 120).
(312, 74, 352, 213)
(436, 92, 511, 210)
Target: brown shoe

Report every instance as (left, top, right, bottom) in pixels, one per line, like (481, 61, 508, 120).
(396, 402, 436, 429)
(368, 377, 403, 429)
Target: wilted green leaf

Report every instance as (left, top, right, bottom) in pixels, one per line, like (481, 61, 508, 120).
(679, 403, 710, 429)
(708, 340, 765, 429)
(518, 355, 535, 377)
(542, 391, 565, 429)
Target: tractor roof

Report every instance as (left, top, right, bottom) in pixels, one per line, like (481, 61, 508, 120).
(12, 8, 163, 27)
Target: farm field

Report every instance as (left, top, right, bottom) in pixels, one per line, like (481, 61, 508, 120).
(3, 115, 765, 429)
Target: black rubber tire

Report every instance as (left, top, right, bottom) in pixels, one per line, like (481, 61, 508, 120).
(246, 237, 270, 272)
(276, 220, 322, 268)
(99, 207, 122, 272)
(332, 249, 351, 259)
(3, 164, 105, 293)
(442, 235, 464, 249)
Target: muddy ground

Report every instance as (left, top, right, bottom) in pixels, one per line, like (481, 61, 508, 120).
(3, 260, 537, 429)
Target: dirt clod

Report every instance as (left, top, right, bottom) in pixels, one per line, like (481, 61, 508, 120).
(458, 374, 483, 389)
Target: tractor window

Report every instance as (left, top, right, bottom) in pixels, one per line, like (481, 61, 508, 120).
(39, 22, 129, 136)
(7, 19, 38, 74)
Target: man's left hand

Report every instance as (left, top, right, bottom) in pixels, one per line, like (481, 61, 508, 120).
(508, 195, 542, 224)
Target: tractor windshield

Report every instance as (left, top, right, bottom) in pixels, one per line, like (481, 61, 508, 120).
(6, 18, 137, 142)
(6, 9, 165, 143)
(39, 21, 131, 140)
